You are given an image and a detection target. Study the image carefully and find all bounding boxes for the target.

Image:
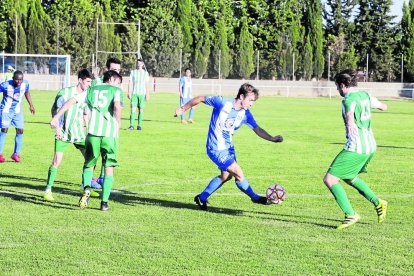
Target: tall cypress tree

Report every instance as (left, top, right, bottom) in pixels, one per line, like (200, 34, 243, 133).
(177, 0, 192, 54)
(307, 0, 324, 79)
(401, 1, 414, 81)
(237, 17, 254, 79)
(191, 7, 211, 78)
(303, 35, 313, 80)
(26, 0, 50, 54)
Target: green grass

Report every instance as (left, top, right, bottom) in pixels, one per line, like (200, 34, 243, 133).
(0, 91, 413, 275)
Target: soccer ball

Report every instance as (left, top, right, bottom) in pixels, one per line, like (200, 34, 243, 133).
(266, 184, 286, 204)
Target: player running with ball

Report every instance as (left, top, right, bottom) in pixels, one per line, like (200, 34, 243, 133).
(175, 83, 283, 210)
(323, 69, 388, 230)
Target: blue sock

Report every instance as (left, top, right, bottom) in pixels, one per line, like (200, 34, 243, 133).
(200, 176, 223, 202)
(189, 107, 195, 119)
(14, 134, 23, 154)
(236, 179, 260, 201)
(0, 132, 7, 154)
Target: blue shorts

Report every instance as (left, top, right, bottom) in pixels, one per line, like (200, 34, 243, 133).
(207, 147, 236, 171)
(0, 111, 24, 129)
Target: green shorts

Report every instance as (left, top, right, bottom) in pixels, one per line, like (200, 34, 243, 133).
(54, 139, 85, 153)
(328, 149, 374, 180)
(84, 135, 119, 168)
(131, 94, 146, 108)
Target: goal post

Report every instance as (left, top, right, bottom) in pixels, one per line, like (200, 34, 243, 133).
(1, 52, 71, 90)
(94, 20, 142, 75)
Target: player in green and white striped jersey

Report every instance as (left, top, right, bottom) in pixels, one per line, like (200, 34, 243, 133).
(127, 58, 150, 130)
(50, 70, 123, 211)
(44, 69, 93, 202)
(91, 57, 121, 87)
(91, 57, 122, 184)
(323, 69, 388, 230)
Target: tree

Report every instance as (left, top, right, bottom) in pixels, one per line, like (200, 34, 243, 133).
(401, 0, 414, 81)
(237, 17, 254, 79)
(305, 0, 324, 79)
(177, 0, 193, 54)
(191, 7, 211, 78)
(26, 0, 50, 54)
(323, 0, 356, 37)
(303, 35, 313, 80)
(212, 17, 231, 78)
(135, 1, 183, 77)
(353, 0, 398, 81)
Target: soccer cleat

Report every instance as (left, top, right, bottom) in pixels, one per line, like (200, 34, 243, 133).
(194, 194, 208, 210)
(91, 178, 102, 189)
(43, 191, 55, 202)
(0, 154, 5, 163)
(96, 177, 104, 185)
(127, 126, 134, 130)
(187, 119, 194, 124)
(137, 126, 142, 130)
(79, 187, 92, 209)
(252, 196, 270, 205)
(80, 185, 100, 197)
(10, 154, 21, 162)
(100, 201, 110, 211)
(337, 213, 361, 230)
(180, 120, 187, 124)
(375, 199, 388, 223)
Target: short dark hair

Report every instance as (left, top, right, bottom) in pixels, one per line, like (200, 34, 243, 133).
(13, 71, 23, 79)
(106, 57, 121, 69)
(236, 83, 259, 100)
(136, 58, 144, 68)
(103, 70, 123, 83)
(78, 68, 93, 80)
(184, 68, 191, 73)
(335, 69, 358, 88)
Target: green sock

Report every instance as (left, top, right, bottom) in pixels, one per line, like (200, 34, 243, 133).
(138, 111, 143, 126)
(350, 178, 379, 206)
(82, 168, 93, 188)
(46, 167, 58, 189)
(102, 175, 114, 202)
(99, 165, 105, 178)
(129, 112, 136, 127)
(330, 183, 355, 216)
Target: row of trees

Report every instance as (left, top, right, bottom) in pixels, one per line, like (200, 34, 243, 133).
(0, 0, 412, 81)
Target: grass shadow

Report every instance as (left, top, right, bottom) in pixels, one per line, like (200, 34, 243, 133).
(0, 189, 78, 210)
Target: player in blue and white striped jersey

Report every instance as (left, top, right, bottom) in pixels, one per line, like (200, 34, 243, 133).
(0, 71, 35, 163)
(178, 68, 195, 124)
(175, 83, 283, 210)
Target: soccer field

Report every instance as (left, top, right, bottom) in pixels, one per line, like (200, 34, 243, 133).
(0, 91, 413, 275)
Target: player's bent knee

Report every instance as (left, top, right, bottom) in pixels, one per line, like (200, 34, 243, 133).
(1, 128, 9, 133)
(323, 174, 337, 188)
(16, 128, 23, 134)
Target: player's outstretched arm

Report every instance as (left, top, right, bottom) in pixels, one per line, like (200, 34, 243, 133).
(50, 97, 77, 129)
(370, 96, 388, 111)
(253, 127, 283, 143)
(175, 96, 205, 117)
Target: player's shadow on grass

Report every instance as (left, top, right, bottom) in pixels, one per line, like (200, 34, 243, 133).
(0, 173, 81, 210)
(111, 189, 336, 228)
(330, 142, 414, 150)
(26, 121, 51, 125)
(120, 118, 180, 125)
(0, 173, 76, 187)
(0, 189, 79, 210)
(111, 189, 244, 216)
